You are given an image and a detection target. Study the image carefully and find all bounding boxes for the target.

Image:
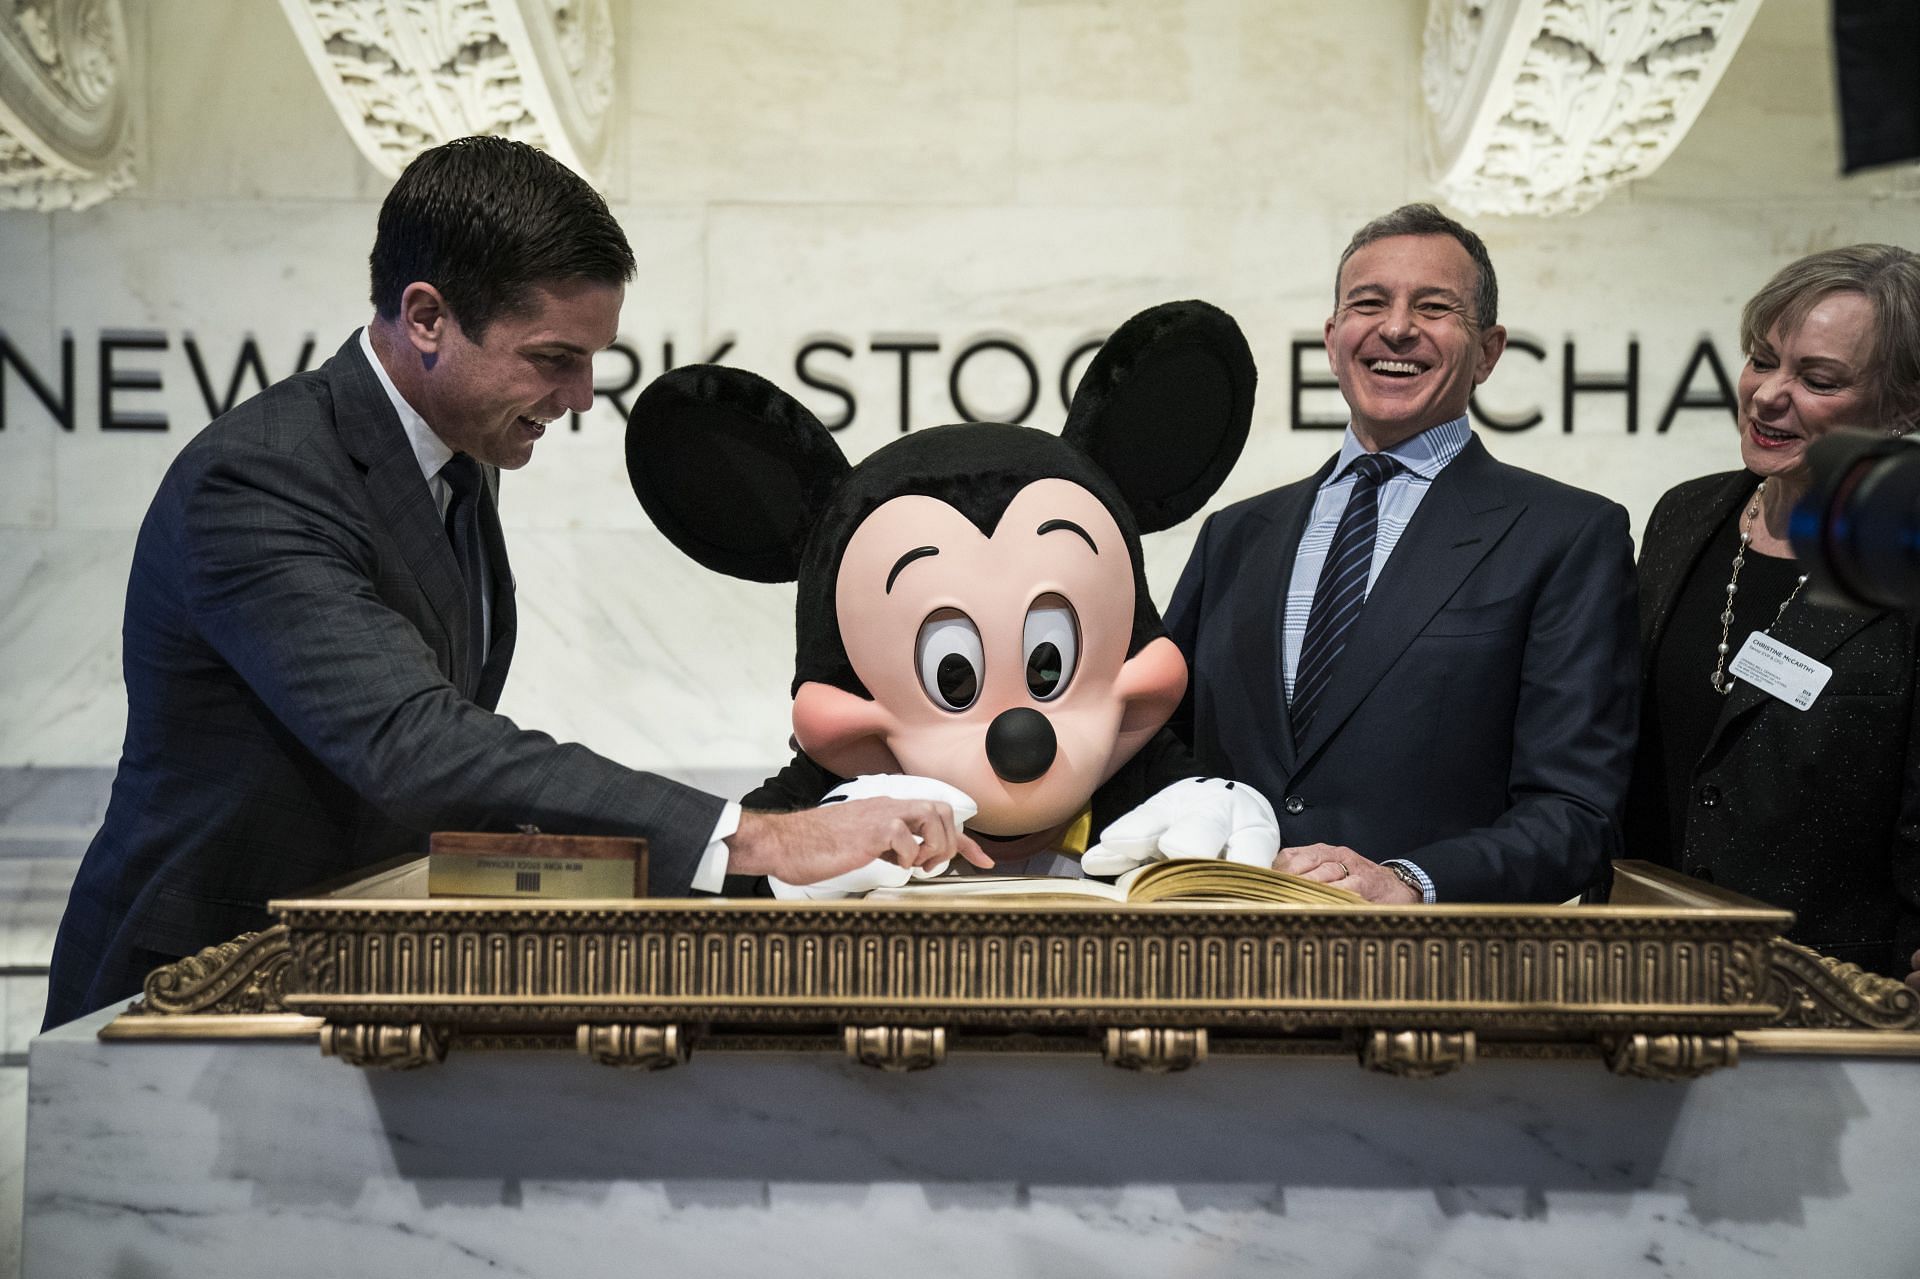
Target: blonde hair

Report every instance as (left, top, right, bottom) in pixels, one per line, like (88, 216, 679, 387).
(1740, 244, 1920, 433)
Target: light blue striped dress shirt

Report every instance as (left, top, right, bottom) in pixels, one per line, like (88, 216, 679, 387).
(1280, 414, 1472, 903)
(1281, 414, 1473, 698)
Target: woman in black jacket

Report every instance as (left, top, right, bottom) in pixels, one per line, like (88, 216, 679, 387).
(1625, 244, 1920, 977)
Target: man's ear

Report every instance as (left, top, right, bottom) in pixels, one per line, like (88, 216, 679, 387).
(1111, 636, 1188, 743)
(1474, 323, 1508, 385)
(397, 282, 451, 355)
(792, 681, 902, 778)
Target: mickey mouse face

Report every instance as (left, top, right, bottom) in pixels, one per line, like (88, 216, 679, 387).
(627, 299, 1255, 844)
(795, 479, 1186, 835)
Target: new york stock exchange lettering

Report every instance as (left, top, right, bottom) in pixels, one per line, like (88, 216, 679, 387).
(0, 326, 1741, 437)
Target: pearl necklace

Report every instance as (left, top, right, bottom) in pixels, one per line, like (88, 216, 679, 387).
(1711, 478, 1809, 695)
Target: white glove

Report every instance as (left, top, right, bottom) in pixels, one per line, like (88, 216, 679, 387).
(768, 774, 979, 900)
(1080, 777, 1280, 878)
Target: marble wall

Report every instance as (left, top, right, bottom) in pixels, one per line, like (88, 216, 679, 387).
(1, 0, 1916, 773)
(25, 1011, 1920, 1278)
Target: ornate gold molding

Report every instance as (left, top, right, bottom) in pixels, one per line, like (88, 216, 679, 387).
(93, 857, 1920, 1071)
(845, 1026, 946, 1072)
(1361, 1029, 1476, 1078)
(319, 1022, 447, 1069)
(577, 1023, 689, 1069)
(274, 0, 614, 183)
(1103, 1027, 1207, 1073)
(1601, 1032, 1739, 1079)
(97, 1012, 324, 1041)
(0, 0, 134, 208)
(139, 926, 293, 1016)
(1766, 939, 1920, 1032)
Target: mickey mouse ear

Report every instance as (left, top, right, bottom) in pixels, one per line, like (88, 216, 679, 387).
(1060, 300, 1255, 534)
(626, 365, 851, 583)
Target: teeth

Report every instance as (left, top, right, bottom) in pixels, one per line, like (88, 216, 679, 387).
(1368, 360, 1422, 375)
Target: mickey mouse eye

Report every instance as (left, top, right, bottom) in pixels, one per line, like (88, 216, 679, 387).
(1023, 594, 1079, 701)
(916, 610, 984, 711)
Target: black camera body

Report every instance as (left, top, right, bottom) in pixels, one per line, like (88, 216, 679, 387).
(1790, 432, 1920, 611)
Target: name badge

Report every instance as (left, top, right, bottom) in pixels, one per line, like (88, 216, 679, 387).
(1727, 632, 1832, 710)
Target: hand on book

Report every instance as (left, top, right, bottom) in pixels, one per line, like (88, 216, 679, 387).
(1275, 844, 1420, 904)
(1080, 778, 1280, 877)
(764, 775, 987, 899)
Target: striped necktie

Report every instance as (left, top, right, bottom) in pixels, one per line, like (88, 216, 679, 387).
(1291, 451, 1401, 737)
(439, 453, 488, 696)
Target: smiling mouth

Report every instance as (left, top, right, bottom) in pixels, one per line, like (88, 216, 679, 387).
(518, 415, 552, 436)
(1366, 358, 1427, 378)
(1749, 420, 1798, 446)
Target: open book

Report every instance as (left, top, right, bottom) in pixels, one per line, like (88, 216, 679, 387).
(864, 858, 1366, 906)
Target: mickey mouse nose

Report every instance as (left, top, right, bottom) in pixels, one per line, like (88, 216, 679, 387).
(986, 707, 1056, 783)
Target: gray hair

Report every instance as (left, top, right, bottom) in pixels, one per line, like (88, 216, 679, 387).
(1335, 203, 1498, 330)
(1740, 244, 1920, 434)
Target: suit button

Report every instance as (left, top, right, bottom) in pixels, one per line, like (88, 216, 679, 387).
(1697, 785, 1721, 808)
(1284, 795, 1306, 816)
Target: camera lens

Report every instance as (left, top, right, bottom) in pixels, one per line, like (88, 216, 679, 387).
(1791, 432, 1920, 610)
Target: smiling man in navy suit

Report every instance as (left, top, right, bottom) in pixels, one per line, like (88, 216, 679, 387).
(1166, 204, 1637, 905)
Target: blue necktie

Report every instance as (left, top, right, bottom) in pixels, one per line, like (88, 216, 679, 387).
(440, 454, 488, 696)
(1291, 451, 1400, 737)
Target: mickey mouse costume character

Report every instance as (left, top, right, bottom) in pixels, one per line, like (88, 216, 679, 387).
(627, 300, 1280, 894)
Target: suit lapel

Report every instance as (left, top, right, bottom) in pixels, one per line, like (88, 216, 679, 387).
(329, 332, 473, 688)
(1292, 435, 1519, 769)
(1231, 460, 1333, 773)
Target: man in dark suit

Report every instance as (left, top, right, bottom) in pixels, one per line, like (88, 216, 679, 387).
(45, 137, 979, 1028)
(1165, 204, 1637, 904)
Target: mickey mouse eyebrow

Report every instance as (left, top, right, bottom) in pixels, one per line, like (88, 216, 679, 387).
(1037, 519, 1098, 553)
(886, 545, 939, 594)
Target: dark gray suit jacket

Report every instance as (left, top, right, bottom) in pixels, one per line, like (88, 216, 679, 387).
(46, 333, 724, 1027)
(1165, 434, 1638, 903)
(1624, 470, 1920, 975)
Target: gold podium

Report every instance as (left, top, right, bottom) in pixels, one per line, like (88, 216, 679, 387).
(102, 858, 1920, 1077)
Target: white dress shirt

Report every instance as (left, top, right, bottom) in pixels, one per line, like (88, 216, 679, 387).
(356, 327, 738, 891)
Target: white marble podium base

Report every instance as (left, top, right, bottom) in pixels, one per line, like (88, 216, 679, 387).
(23, 1010, 1920, 1277)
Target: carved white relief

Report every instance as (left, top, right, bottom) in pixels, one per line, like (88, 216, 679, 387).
(1423, 0, 1764, 216)
(0, 0, 134, 210)
(276, 0, 615, 184)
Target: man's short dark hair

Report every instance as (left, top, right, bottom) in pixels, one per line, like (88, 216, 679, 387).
(369, 135, 636, 342)
(1335, 203, 1499, 329)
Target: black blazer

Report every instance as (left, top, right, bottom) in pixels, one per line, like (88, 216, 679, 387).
(1165, 434, 1639, 903)
(1624, 470, 1920, 976)
(46, 333, 726, 1026)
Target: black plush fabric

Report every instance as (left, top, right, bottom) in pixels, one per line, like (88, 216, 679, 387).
(1063, 300, 1255, 533)
(791, 422, 1159, 697)
(627, 365, 851, 583)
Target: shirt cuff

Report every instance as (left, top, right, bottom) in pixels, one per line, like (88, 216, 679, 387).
(1381, 858, 1437, 904)
(689, 801, 742, 894)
